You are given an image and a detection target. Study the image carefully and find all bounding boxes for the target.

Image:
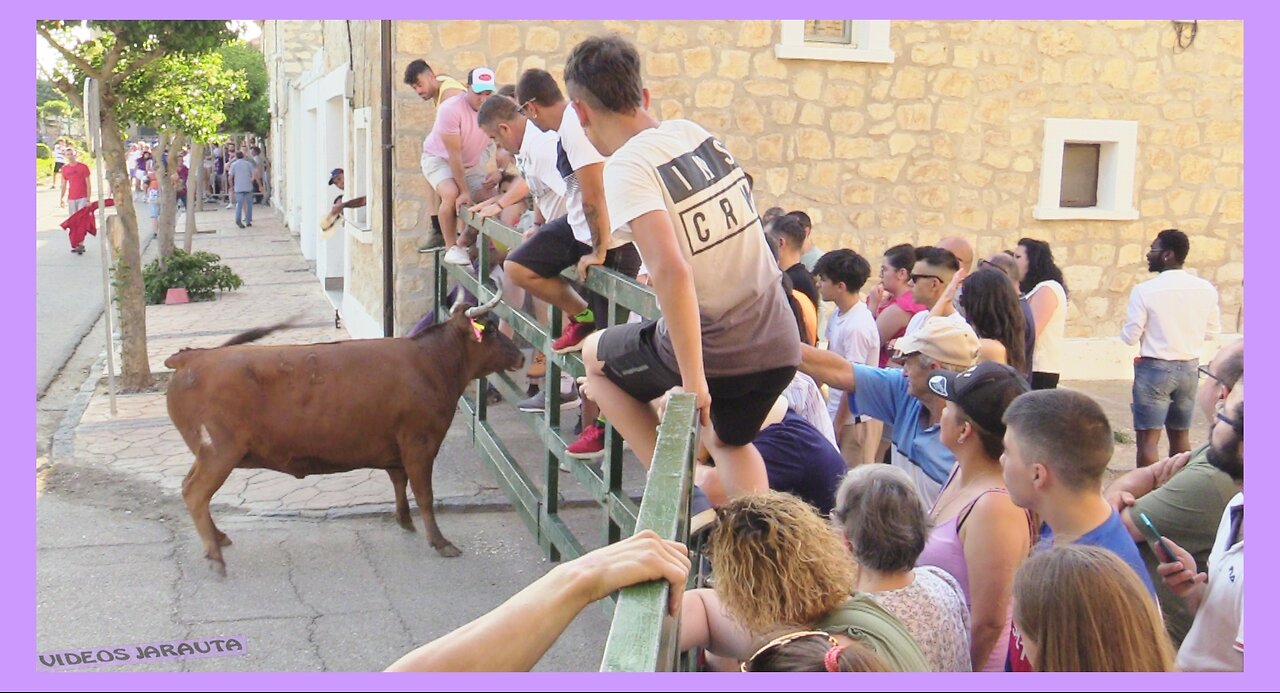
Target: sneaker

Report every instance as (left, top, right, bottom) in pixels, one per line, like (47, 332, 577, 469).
(526, 352, 547, 379)
(517, 385, 580, 413)
(236, 221, 245, 228)
(551, 318, 596, 354)
(245, 222, 252, 227)
(417, 230, 446, 253)
(443, 245, 471, 265)
(225, 203, 233, 209)
(566, 422, 607, 460)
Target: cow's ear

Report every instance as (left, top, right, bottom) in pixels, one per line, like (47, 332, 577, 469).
(469, 319, 485, 342)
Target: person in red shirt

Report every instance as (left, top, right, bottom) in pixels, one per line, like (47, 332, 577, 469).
(60, 148, 91, 214)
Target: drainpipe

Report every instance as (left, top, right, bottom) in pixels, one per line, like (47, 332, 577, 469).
(380, 20, 395, 337)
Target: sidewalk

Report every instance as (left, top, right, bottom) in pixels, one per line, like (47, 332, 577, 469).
(53, 201, 648, 522)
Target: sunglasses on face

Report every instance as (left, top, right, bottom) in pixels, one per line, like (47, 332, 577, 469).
(516, 98, 536, 116)
(909, 274, 943, 284)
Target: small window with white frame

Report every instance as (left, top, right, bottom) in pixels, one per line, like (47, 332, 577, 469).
(1034, 118, 1139, 221)
(349, 106, 372, 231)
(774, 20, 895, 64)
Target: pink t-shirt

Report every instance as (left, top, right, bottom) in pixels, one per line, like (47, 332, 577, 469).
(421, 94, 491, 168)
(874, 291, 927, 367)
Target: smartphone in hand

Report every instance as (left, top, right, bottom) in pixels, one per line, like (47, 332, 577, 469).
(1137, 511, 1177, 564)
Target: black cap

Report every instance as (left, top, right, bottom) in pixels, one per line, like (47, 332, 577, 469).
(927, 361, 1030, 436)
(328, 168, 343, 185)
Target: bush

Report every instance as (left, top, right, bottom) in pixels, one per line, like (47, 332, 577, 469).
(37, 142, 51, 159)
(141, 250, 244, 305)
(37, 159, 54, 182)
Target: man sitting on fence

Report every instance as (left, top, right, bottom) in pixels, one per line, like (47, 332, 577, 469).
(570, 35, 800, 499)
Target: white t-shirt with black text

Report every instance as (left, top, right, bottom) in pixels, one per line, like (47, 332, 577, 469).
(605, 119, 800, 377)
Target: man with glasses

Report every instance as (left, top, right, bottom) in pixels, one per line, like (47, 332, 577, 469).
(903, 247, 966, 337)
(1122, 228, 1222, 468)
(1157, 378, 1243, 671)
(1104, 339, 1241, 647)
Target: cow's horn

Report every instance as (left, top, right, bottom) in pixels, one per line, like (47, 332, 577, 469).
(465, 276, 503, 318)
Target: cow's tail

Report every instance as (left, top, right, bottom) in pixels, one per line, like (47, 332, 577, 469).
(219, 318, 300, 347)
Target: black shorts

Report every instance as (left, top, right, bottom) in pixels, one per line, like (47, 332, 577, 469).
(596, 320, 797, 446)
(53, 162, 64, 173)
(506, 214, 642, 322)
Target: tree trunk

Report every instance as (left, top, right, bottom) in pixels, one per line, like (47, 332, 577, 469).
(156, 131, 185, 260)
(99, 94, 154, 390)
(184, 140, 204, 253)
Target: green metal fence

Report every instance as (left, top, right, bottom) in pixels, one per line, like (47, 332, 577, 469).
(434, 210, 699, 671)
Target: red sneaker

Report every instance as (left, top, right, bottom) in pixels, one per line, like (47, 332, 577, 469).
(566, 422, 607, 459)
(551, 317, 596, 354)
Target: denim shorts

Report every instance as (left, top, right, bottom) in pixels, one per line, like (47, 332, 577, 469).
(1132, 357, 1198, 431)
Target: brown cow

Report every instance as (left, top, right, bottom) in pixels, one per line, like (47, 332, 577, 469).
(164, 285, 522, 575)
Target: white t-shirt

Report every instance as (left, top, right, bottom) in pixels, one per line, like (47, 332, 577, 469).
(824, 301, 880, 421)
(555, 106, 623, 247)
(905, 307, 969, 337)
(514, 121, 568, 223)
(1177, 493, 1244, 672)
(605, 119, 800, 377)
(1025, 280, 1067, 374)
(1121, 269, 1222, 360)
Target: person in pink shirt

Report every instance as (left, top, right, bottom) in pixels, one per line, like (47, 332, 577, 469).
(420, 67, 499, 265)
(867, 243, 927, 368)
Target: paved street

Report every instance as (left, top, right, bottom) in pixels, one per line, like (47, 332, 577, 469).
(34, 194, 1209, 673)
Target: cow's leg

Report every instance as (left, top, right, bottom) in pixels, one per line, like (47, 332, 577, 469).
(181, 444, 240, 576)
(400, 434, 459, 557)
(386, 468, 415, 531)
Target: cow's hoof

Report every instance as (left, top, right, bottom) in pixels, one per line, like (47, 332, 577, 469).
(435, 543, 462, 558)
(397, 519, 416, 532)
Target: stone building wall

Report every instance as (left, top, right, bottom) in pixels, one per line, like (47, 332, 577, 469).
(383, 20, 1243, 338)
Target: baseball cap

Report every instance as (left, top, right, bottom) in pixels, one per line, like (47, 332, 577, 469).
(328, 168, 343, 185)
(928, 361, 1030, 436)
(468, 67, 497, 94)
(894, 317, 980, 367)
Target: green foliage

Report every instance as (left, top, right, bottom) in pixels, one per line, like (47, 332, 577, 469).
(37, 143, 52, 159)
(141, 250, 244, 304)
(40, 99, 75, 120)
(37, 79, 61, 107)
(118, 50, 248, 141)
(38, 159, 54, 182)
(217, 42, 269, 135)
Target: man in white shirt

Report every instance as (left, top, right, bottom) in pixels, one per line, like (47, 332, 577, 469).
(1121, 229, 1222, 468)
(904, 246, 967, 337)
(1157, 380, 1243, 672)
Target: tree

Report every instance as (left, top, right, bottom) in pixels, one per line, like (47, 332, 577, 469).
(117, 50, 246, 259)
(37, 20, 238, 391)
(38, 99, 76, 137)
(217, 42, 268, 135)
(37, 79, 61, 107)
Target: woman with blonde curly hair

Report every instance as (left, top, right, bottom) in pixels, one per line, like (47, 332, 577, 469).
(1013, 544, 1176, 672)
(678, 492, 929, 671)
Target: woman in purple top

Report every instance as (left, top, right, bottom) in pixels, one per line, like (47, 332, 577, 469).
(916, 361, 1036, 671)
